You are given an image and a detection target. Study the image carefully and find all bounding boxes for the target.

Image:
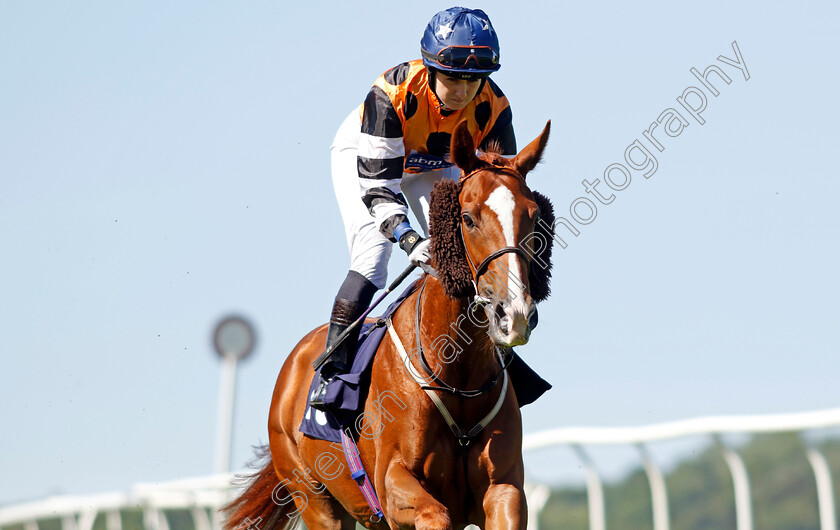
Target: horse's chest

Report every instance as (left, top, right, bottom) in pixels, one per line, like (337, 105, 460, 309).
(403, 441, 473, 493)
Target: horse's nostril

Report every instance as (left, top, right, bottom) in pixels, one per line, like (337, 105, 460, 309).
(494, 302, 510, 334)
(528, 305, 538, 330)
(494, 302, 506, 320)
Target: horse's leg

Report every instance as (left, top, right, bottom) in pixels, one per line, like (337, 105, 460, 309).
(297, 500, 357, 530)
(481, 482, 527, 530)
(268, 431, 355, 530)
(383, 463, 452, 530)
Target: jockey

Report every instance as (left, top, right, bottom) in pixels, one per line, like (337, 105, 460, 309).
(311, 7, 517, 411)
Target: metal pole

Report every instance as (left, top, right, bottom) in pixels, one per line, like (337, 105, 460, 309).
(715, 436, 753, 530)
(62, 514, 78, 530)
(214, 354, 238, 474)
(106, 510, 122, 530)
(572, 444, 606, 530)
(805, 447, 837, 530)
(525, 481, 551, 530)
(637, 443, 670, 530)
(191, 507, 211, 530)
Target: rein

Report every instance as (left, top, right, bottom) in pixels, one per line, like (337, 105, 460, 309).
(413, 276, 513, 398)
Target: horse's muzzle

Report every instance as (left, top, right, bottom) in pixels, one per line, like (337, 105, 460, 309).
(489, 296, 534, 347)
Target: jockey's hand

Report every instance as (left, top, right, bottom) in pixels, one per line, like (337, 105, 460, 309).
(399, 230, 432, 267)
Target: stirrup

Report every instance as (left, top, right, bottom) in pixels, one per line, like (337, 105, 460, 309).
(309, 372, 334, 411)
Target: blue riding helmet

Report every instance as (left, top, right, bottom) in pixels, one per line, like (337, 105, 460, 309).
(420, 7, 501, 78)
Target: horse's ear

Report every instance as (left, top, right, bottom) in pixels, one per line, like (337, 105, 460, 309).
(512, 120, 551, 179)
(450, 120, 481, 174)
(429, 179, 475, 299)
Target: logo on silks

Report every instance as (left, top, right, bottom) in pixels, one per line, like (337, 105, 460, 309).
(404, 151, 453, 172)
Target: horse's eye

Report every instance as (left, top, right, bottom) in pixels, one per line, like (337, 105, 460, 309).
(462, 212, 475, 228)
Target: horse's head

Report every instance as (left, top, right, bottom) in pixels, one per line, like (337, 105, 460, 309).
(430, 120, 555, 347)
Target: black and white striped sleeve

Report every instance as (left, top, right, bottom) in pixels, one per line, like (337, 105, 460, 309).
(358, 85, 408, 241)
(479, 79, 517, 155)
(480, 105, 516, 155)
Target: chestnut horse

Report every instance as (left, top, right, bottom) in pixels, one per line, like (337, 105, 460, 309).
(224, 120, 554, 530)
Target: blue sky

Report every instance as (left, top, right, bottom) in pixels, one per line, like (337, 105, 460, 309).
(1, 0, 838, 503)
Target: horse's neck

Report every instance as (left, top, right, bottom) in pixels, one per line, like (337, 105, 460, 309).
(417, 277, 499, 387)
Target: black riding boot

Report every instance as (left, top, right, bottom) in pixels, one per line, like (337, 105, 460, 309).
(309, 271, 378, 411)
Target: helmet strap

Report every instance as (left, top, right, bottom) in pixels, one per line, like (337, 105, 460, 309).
(427, 68, 452, 112)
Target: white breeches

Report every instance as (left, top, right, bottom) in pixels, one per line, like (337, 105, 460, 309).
(330, 106, 460, 289)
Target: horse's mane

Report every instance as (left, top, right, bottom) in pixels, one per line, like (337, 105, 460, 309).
(480, 138, 505, 156)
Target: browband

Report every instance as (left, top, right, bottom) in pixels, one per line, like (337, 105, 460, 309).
(459, 164, 523, 183)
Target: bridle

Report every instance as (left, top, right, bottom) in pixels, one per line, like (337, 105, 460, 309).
(458, 164, 531, 303)
(383, 163, 535, 446)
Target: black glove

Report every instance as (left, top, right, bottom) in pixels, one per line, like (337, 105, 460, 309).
(398, 230, 424, 255)
(399, 230, 433, 271)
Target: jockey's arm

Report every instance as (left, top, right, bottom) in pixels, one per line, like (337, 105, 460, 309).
(358, 85, 411, 243)
(356, 84, 433, 269)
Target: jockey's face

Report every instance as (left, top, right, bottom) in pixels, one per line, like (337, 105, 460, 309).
(434, 73, 483, 111)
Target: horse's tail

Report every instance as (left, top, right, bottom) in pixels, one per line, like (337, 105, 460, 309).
(222, 445, 300, 530)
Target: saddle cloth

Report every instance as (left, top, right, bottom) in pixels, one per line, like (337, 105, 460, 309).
(299, 283, 552, 443)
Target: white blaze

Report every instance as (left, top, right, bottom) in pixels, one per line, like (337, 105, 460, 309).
(485, 185, 527, 308)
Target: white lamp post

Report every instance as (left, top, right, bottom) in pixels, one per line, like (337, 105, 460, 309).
(212, 315, 256, 474)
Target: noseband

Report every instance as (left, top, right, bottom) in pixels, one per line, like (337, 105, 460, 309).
(458, 165, 531, 300)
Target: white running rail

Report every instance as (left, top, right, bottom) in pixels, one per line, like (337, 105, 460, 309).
(0, 475, 234, 530)
(522, 407, 840, 530)
(1, 408, 837, 530)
